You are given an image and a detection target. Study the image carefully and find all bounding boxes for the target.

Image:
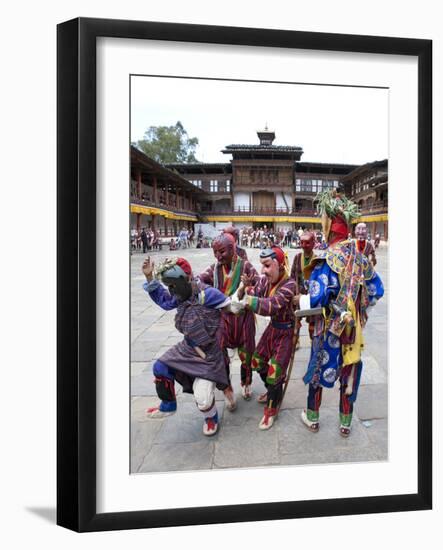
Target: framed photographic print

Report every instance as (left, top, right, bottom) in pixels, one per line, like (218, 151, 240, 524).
(57, 17, 432, 532)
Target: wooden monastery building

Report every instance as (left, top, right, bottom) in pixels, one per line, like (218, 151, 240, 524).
(130, 128, 388, 240)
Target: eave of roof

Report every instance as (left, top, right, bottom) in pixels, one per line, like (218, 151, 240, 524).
(341, 159, 388, 180)
(130, 146, 210, 196)
(222, 144, 303, 153)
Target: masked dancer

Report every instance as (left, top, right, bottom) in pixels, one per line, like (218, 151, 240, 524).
(233, 246, 296, 430)
(142, 256, 231, 436)
(354, 222, 377, 266)
(290, 230, 318, 348)
(297, 190, 384, 437)
(223, 226, 248, 261)
(199, 233, 259, 404)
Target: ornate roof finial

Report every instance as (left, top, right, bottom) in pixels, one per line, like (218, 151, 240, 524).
(257, 125, 275, 145)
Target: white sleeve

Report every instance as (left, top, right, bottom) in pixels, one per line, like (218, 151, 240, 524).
(215, 297, 231, 309)
(299, 294, 311, 310)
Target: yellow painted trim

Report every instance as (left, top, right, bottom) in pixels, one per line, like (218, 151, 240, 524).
(353, 214, 388, 223)
(130, 206, 387, 225)
(204, 215, 321, 224)
(131, 204, 197, 222)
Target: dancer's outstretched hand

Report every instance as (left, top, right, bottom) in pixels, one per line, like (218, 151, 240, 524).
(142, 257, 155, 281)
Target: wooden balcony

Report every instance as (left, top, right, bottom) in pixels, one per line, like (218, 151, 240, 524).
(201, 201, 388, 218)
(200, 205, 317, 216)
(131, 197, 198, 218)
(358, 200, 388, 215)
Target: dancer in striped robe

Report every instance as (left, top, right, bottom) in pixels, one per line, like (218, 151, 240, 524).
(290, 230, 318, 346)
(233, 246, 296, 430)
(142, 256, 230, 436)
(354, 222, 377, 266)
(199, 233, 259, 404)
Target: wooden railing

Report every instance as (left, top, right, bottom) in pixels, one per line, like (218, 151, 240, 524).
(202, 202, 388, 217)
(359, 201, 388, 215)
(200, 206, 317, 216)
(131, 197, 197, 217)
(132, 197, 388, 218)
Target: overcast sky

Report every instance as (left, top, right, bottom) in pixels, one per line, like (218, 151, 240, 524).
(131, 75, 388, 166)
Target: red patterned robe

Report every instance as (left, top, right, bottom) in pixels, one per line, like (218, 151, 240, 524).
(290, 251, 314, 294)
(354, 239, 377, 265)
(245, 275, 296, 409)
(236, 245, 248, 261)
(199, 257, 259, 386)
(290, 250, 317, 338)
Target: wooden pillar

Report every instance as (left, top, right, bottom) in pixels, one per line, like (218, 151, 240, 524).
(176, 188, 180, 209)
(137, 169, 142, 199)
(165, 185, 169, 206)
(136, 213, 141, 232)
(153, 176, 158, 204)
(384, 222, 388, 241)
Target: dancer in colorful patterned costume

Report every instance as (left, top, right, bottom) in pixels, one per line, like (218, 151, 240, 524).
(354, 222, 377, 266)
(233, 246, 296, 430)
(199, 233, 259, 403)
(142, 256, 230, 436)
(290, 231, 317, 348)
(223, 226, 248, 260)
(297, 190, 384, 437)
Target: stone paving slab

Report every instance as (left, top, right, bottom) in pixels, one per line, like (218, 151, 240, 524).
(131, 372, 157, 397)
(214, 418, 280, 469)
(279, 444, 385, 466)
(153, 402, 224, 445)
(354, 384, 388, 420)
(282, 380, 340, 410)
(131, 361, 150, 377)
(277, 408, 371, 456)
(360, 355, 387, 385)
(138, 440, 215, 473)
(131, 396, 165, 472)
(363, 417, 388, 458)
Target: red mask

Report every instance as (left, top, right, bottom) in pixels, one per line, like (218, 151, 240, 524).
(300, 234, 315, 254)
(329, 216, 349, 246)
(212, 234, 235, 265)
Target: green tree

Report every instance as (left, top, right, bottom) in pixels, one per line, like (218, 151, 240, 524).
(135, 121, 199, 163)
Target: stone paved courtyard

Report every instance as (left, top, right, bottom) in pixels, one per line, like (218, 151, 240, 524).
(130, 244, 388, 473)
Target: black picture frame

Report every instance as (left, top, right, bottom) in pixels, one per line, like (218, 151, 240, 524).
(57, 17, 432, 532)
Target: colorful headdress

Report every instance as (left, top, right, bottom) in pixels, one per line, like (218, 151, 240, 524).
(260, 246, 290, 277)
(315, 189, 359, 245)
(154, 257, 192, 279)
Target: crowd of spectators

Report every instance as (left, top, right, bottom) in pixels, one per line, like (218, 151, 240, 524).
(130, 227, 196, 253)
(130, 224, 328, 254)
(236, 226, 323, 249)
